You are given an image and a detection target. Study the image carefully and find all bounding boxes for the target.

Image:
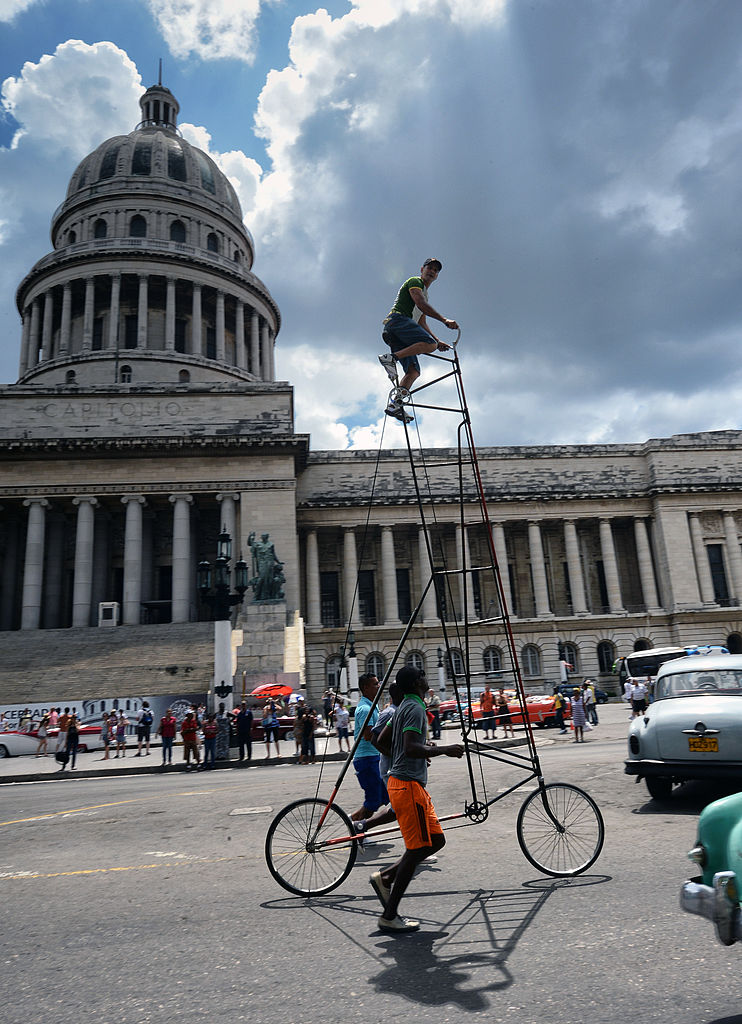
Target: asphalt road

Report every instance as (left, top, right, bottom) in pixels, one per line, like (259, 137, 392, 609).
(1, 705, 741, 1024)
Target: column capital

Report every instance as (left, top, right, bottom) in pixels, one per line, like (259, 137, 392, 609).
(72, 496, 99, 508)
(169, 493, 194, 506)
(23, 497, 50, 509)
(216, 492, 240, 503)
(121, 494, 146, 506)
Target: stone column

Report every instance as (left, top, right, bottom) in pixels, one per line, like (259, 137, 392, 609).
(689, 513, 717, 606)
(169, 493, 193, 622)
(491, 522, 515, 617)
(250, 311, 260, 377)
(381, 526, 401, 625)
(599, 518, 625, 613)
(633, 517, 662, 612)
(563, 519, 588, 615)
(216, 492, 240, 588)
(305, 530, 321, 626)
(216, 290, 226, 361)
(107, 273, 120, 350)
(28, 299, 41, 370)
(235, 299, 246, 369)
(528, 520, 553, 618)
(191, 283, 202, 355)
(418, 527, 438, 624)
(722, 512, 742, 606)
(82, 277, 95, 350)
(456, 523, 476, 621)
(60, 282, 73, 354)
(343, 529, 360, 627)
(136, 274, 148, 349)
(72, 497, 98, 627)
(121, 495, 146, 624)
(21, 498, 49, 630)
(19, 307, 32, 376)
(261, 320, 271, 382)
(41, 290, 54, 360)
(165, 276, 176, 351)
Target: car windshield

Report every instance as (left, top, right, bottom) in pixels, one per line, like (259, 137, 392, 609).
(657, 670, 742, 699)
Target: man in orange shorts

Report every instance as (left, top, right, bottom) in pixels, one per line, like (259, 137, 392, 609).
(369, 665, 463, 933)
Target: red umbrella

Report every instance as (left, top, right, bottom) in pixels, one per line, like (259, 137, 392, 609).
(249, 683, 294, 699)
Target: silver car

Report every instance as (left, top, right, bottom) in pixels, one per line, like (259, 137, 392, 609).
(624, 653, 742, 801)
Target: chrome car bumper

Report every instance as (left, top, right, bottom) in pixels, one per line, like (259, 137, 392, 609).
(681, 873, 742, 946)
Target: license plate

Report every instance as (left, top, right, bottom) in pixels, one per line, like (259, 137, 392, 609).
(688, 737, 718, 753)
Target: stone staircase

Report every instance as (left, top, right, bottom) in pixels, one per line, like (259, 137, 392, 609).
(0, 622, 215, 704)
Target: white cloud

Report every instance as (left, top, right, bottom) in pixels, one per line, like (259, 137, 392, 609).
(180, 122, 263, 215)
(0, 41, 143, 375)
(145, 0, 265, 62)
(0, 0, 37, 21)
(1, 39, 141, 153)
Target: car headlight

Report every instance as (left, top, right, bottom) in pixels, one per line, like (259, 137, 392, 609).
(687, 843, 706, 868)
(629, 734, 640, 755)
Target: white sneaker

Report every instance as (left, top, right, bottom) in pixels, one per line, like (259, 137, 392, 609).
(385, 403, 413, 424)
(378, 914, 420, 932)
(378, 353, 398, 382)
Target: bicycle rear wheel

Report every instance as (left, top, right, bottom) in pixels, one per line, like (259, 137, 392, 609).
(265, 797, 358, 896)
(516, 783, 604, 877)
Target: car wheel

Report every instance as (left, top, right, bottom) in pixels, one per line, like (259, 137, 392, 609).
(646, 776, 673, 801)
(0, 744, 9, 758)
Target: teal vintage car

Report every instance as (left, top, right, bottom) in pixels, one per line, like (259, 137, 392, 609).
(681, 790, 742, 946)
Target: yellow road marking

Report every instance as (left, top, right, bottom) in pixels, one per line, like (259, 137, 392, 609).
(0, 856, 233, 881)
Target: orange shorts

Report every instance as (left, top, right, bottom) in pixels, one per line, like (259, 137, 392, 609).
(387, 777, 443, 850)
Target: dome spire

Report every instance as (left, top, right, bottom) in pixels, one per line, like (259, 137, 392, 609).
(137, 77, 179, 133)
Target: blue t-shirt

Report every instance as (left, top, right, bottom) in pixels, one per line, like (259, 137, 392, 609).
(353, 696, 379, 759)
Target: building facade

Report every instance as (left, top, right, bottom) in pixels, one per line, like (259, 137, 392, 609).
(2, 83, 742, 704)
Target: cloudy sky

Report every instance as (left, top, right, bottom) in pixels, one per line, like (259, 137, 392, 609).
(2, 0, 742, 450)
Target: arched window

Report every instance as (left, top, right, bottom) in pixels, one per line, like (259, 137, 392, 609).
(727, 633, 742, 655)
(405, 650, 425, 673)
(178, 369, 190, 383)
(129, 215, 146, 238)
(366, 652, 385, 678)
(67, 230, 77, 244)
(633, 637, 652, 652)
(597, 640, 616, 673)
(562, 642, 579, 672)
(119, 365, 132, 384)
(65, 370, 77, 384)
(446, 648, 464, 679)
(483, 646, 502, 675)
(521, 644, 541, 677)
(233, 249, 241, 262)
(206, 232, 219, 253)
(326, 655, 343, 691)
(93, 218, 107, 239)
(170, 220, 186, 243)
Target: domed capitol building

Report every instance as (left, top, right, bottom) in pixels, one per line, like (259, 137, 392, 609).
(2, 82, 742, 711)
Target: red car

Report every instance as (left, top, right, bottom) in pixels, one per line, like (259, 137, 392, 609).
(439, 691, 572, 729)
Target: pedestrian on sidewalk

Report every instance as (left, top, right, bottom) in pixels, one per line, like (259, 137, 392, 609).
(201, 713, 218, 769)
(99, 712, 111, 759)
(34, 714, 50, 756)
(157, 708, 177, 766)
(135, 702, 153, 757)
(181, 711, 200, 768)
(115, 712, 128, 757)
(235, 701, 253, 762)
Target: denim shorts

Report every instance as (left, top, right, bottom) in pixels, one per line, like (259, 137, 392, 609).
(382, 313, 435, 374)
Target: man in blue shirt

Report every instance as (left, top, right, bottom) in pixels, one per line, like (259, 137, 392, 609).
(351, 674, 387, 823)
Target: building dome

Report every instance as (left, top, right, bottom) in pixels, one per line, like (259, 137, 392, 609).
(15, 83, 279, 388)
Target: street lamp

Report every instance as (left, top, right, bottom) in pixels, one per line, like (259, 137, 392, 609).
(437, 646, 446, 695)
(197, 529, 249, 711)
(347, 629, 359, 703)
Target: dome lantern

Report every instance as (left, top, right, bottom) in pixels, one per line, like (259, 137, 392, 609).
(137, 82, 179, 133)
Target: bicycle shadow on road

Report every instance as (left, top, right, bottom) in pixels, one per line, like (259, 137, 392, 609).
(262, 874, 609, 1012)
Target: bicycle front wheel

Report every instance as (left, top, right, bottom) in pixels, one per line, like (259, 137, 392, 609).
(516, 783, 604, 877)
(265, 797, 358, 896)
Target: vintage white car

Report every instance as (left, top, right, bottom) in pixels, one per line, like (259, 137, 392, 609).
(0, 725, 103, 758)
(624, 653, 742, 800)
